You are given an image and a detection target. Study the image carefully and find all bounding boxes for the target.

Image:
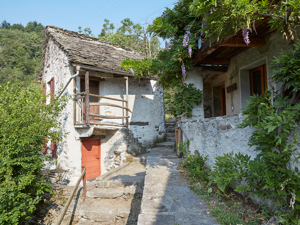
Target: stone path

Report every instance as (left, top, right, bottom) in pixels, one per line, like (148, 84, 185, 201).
(137, 148, 219, 225)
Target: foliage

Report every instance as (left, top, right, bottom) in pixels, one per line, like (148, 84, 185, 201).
(209, 152, 251, 194)
(234, 42, 300, 223)
(80, 18, 160, 58)
(0, 20, 45, 86)
(182, 154, 210, 184)
(164, 83, 203, 117)
(121, 0, 201, 87)
(177, 140, 190, 156)
(0, 82, 67, 224)
(190, 0, 300, 44)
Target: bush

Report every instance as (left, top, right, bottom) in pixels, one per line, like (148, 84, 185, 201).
(0, 82, 67, 224)
(183, 154, 210, 184)
(209, 152, 250, 194)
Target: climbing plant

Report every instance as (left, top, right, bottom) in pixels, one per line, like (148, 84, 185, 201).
(235, 41, 300, 224)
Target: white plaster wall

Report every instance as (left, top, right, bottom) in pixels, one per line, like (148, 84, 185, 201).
(42, 37, 82, 185)
(178, 114, 300, 171)
(182, 67, 204, 121)
(42, 39, 165, 185)
(225, 33, 295, 115)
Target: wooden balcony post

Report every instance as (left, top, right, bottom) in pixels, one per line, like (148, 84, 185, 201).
(125, 77, 128, 127)
(85, 70, 90, 125)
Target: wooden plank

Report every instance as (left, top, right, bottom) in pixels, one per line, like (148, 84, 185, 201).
(85, 70, 90, 125)
(73, 78, 76, 125)
(89, 93, 127, 102)
(89, 103, 133, 113)
(89, 113, 130, 119)
(198, 58, 230, 65)
(93, 123, 124, 127)
(125, 77, 129, 127)
(129, 122, 149, 126)
(75, 92, 86, 96)
(220, 38, 265, 47)
(80, 135, 106, 140)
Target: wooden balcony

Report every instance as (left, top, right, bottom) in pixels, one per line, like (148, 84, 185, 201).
(73, 70, 130, 129)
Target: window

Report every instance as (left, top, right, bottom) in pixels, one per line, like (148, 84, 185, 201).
(250, 65, 267, 96)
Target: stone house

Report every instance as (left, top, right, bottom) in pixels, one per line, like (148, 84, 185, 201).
(40, 26, 165, 185)
(177, 20, 300, 169)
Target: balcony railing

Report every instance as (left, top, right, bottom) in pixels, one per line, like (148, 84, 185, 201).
(74, 92, 131, 127)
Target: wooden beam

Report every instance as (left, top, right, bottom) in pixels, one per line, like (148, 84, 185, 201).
(89, 102, 133, 113)
(192, 35, 232, 65)
(89, 113, 130, 119)
(85, 70, 90, 125)
(125, 77, 128, 127)
(198, 59, 230, 65)
(89, 93, 127, 103)
(220, 38, 265, 47)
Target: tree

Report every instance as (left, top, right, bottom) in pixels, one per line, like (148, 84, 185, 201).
(1, 20, 10, 29)
(0, 82, 67, 224)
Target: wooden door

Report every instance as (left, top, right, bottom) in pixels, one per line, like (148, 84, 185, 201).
(221, 84, 226, 116)
(81, 139, 101, 179)
(81, 80, 100, 121)
(250, 65, 267, 96)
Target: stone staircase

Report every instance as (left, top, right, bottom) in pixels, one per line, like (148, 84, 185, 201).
(155, 120, 176, 151)
(50, 159, 146, 225)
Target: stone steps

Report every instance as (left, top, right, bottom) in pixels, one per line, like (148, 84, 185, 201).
(87, 186, 142, 200)
(156, 141, 175, 149)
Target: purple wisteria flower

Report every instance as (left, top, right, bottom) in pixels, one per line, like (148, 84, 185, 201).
(162, 13, 167, 18)
(164, 76, 168, 80)
(153, 82, 159, 88)
(183, 7, 186, 9)
(130, 68, 134, 75)
(181, 63, 186, 79)
(242, 29, 250, 45)
(182, 28, 191, 47)
(188, 46, 192, 57)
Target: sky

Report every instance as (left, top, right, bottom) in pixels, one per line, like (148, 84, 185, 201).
(1, 0, 176, 38)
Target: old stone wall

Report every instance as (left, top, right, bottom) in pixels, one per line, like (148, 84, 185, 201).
(42, 38, 165, 185)
(178, 115, 300, 171)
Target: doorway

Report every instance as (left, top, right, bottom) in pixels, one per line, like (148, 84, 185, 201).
(81, 139, 101, 180)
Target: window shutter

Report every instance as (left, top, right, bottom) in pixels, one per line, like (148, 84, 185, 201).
(50, 77, 54, 101)
(43, 137, 48, 154)
(43, 83, 47, 154)
(52, 138, 57, 157)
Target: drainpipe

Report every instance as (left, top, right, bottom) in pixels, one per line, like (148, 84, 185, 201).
(58, 65, 81, 98)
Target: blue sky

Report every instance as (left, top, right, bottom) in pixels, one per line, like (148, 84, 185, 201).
(1, 0, 176, 37)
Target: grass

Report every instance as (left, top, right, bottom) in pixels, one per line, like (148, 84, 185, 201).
(178, 160, 272, 225)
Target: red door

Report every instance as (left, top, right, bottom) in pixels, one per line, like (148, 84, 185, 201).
(81, 139, 101, 179)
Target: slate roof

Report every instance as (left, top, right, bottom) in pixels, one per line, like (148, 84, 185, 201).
(43, 26, 144, 72)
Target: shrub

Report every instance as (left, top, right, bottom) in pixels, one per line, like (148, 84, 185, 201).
(209, 152, 251, 194)
(0, 82, 67, 224)
(183, 154, 210, 184)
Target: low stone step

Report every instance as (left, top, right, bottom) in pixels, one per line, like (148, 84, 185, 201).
(167, 128, 175, 132)
(166, 132, 175, 137)
(156, 141, 175, 149)
(87, 186, 139, 199)
(167, 137, 176, 142)
(79, 199, 131, 224)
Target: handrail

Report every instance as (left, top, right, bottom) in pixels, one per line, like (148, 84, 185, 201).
(76, 92, 127, 103)
(89, 103, 132, 113)
(89, 113, 130, 119)
(55, 167, 86, 225)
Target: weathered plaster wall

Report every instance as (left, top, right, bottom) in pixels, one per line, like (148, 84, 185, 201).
(225, 33, 295, 115)
(181, 67, 204, 121)
(42, 38, 165, 185)
(178, 114, 300, 171)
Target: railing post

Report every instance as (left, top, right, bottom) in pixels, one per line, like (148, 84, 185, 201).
(125, 76, 128, 127)
(82, 166, 86, 202)
(85, 70, 90, 125)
